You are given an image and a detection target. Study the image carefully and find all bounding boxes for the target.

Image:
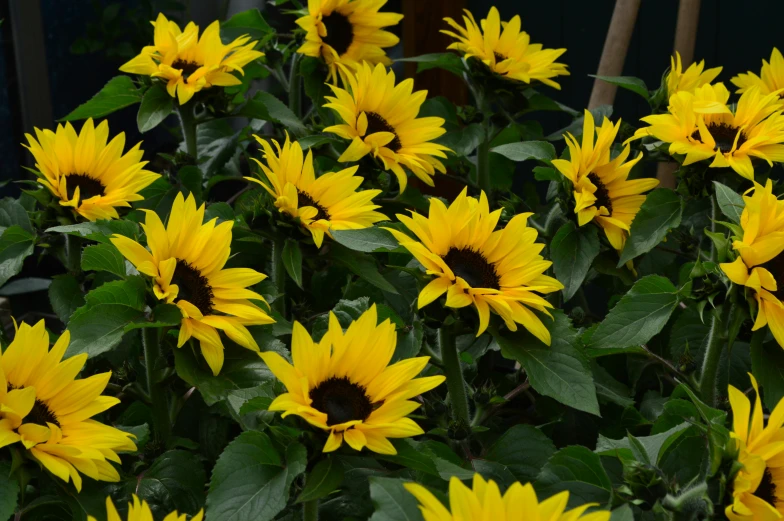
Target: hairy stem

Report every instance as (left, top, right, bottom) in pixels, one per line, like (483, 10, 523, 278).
(302, 499, 318, 521)
(698, 305, 729, 406)
(64, 234, 81, 273)
(476, 133, 491, 195)
(177, 103, 198, 159)
(439, 326, 470, 424)
(289, 52, 302, 118)
(142, 327, 171, 444)
(272, 236, 287, 318)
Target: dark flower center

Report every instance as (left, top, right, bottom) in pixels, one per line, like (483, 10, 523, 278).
(65, 174, 105, 201)
(365, 112, 402, 152)
(23, 397, 60, 428)
(494, 52, 506, 63)
(588, 173, 613, 215)
(759, 252, 784, 301)
(171, 260, 214, 315)
(756, 468, 779, 509)
(309, 377, 375, 426)
(691, 123, 747, 153)
(172, 59, 201, 81)
(443, 247, 500, 290)
(320, 12, 354, 57)
(297, 190, 330, 221)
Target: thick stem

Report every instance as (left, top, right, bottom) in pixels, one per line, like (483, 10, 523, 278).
(142, 327, 171, 444)
(476, 133, 491, 195)
(709, 196, 718, 262)
(302, 499, 318, 521)
(271, 236, 287, 318)
(177, 103, 198, 159)
(64, 234, 81, 273)
(699, 306, 728, 407)
(289, 52, 302, 118)
(439, 326, 470, 424)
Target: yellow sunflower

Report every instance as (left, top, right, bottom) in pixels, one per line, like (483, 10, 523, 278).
(246, 134, 387, 248)
(259, 305, 445, 454)
(725, 374, 784, 521)
(111, 193, 274, 376)
(0, 320, 136, 491)
(442, 7, 569, 89)
(323, 62, 451, 191)
(666, 51, 722, 97)
(405, 474, 611, 521)
(23, 119, 159, 222)
(120, 13, 263, 104)
(89, 496, 203, 521)
(720, 180, 784, 349)
(733, 48, 784, 97)
(552, 110, 658, 252)
(631, 82, 784, 180)
(295, 0, 403, 84)
(385, 188, 563, 341)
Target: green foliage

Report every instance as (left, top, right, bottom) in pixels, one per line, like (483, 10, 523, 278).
(61, 76, 143, 121)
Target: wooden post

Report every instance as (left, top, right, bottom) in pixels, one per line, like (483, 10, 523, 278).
(588, 0, 641, 109)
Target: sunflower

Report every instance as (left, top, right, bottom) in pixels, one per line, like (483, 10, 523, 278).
(385, 188, 563, 341)
(720, 180, 784, 349)
(552, 110, 658, 252)
(295, 0, 403, 84)
(732, 48, 784, 97)
(666, 51, 722, 97)
(405, 474, 611, 521)
(259, 305, 444, 454)
(89, 495, 203, 521)
(23, 119, 159, 222)
(725, 374, 784, 521)
(120, 13, 263, 104)
(631, 82, 784, 180)
(323, 62, 451, 191)
(0, 320, 136, 491)
(246, 134, 387, 247)
(111, 193, 274, 375)
(442, 7, 569, 89)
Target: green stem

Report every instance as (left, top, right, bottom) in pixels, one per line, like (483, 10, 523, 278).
(289, 53, 302, 119)
(64, 234, 81, 273)
(302, 499, 318, 521)
(709, 196, 718, 262)
(142, 327, 171, 444)
(177, 103, 198, 159)
(476, 132, 491, 195)
(439, 326, 470, 424)
(698, 305, 729, 407)
(271, 236, 287, 318)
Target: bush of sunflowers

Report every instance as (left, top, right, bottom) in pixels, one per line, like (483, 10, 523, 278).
(3, 1, 784, 520)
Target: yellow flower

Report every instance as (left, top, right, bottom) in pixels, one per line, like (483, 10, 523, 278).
(552, 110, 658, 251)
(0, 320, 136, 491)
(725, 374, 784, 521)
(259, 305, 444, 454)
(89, 495, 203, 521)
(23, 119, 159, 221)
(324, 62, 451, 191)
(442, 7, 569, 89)
(405, 474, 611, 521)
(720, 180, 784, 349)
(385, 188, 563, 341)
(111, 193, 274, 375)
(120, 13, 263, 104)
(296, 0, 403, 84)
(666, 51, 722, 97)
(631, 82, 784, 180)
(246, 135, 387, 248)
(732, 48, 784, 97)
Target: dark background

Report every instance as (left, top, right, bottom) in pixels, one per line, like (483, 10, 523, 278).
(1, 0, 782, 195)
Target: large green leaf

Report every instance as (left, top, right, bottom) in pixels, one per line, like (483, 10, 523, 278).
(81, 243, 126, 277)
(495, 311, 600, 415)
(396, 53, 465, 76)
(332, 228, 398, 253)
(536, 446, 612, 508)
(590, 75, 649, 100)
(241, 91, 306, 136)
(368, 477, 423, 521)
(588, 276, 679, 351)
(484, 424, 557, 482)
(46, 220, 139, 243)
(596, 423, 690, 463)
(61, 76, 143, 121)
(0, 462, 19, 521)
(551, 222, 600, 302)
(0, 198, 33, 234)
(207, 431, 306, 521)
(296, 457, 345, 504)
(282, 239, 303, 289)
(48, 275, 85, 323)
(751, 335, 784, 410)
(137, 83, 173, 133)
(131, 450, 206, 514)
(713, 181, 745, 224)
(0, 226, 35, 288)
(221, 8, 274, 41)
(489, 141, 556, 162)
(331, 244, 398, 294)
(619, 189, 683, 266)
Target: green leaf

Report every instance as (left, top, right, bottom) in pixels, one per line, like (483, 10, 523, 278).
(0, 277, 50, 296)
(61, 76, 143, 121)
(588, 275, 679, 351)
(241, 91, 306, 136)
(590, 75, 650, 100)
(0, 198, 33, 234)
(132, 450, 206, 514)
(437, 123, 484, 157)
(282, 239, 303, 289)
(45, 219, 139, 243)
(296, 457, 345, 503)
(81, 243, 126, 277)
(0, 462, 19, 521)
(484, 424, 556, 482)
(221, 8, 274, 41)
(332, 228, 398, 252)
(0, 226, 35, 288)
(49, 275, 85, 323)
(368, 477, 423, 521)
(596, 423, 690, 464)
(495, 311, 600, 415)
(546, 106, 612, 141)
(207, 432, 306, 521)
(82, 277, 146, 309)
(713, 181, 745, 224)
(618, 189, 683, 266)
(592, 361, 634, 408)
(396, 53, 465, 76)
(331, 244, 398, 294)
(179, 166, 203, 201)
(536, 446, 612, 508)
(751, 336, 784, 410)
(489, 141, 556, 162)
(137, 83, 172, 132)
(551, 222, 600, 302)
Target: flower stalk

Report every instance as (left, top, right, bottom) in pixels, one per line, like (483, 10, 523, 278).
(302, 499, 318, 521)
(272, 235, 287, 318)
(177, 103, 198, 159)
(142, 327, 171, 444)
(476, 133, 492, 195)
(439, 326, 470, 424)
(698, 303, 731, 407)
(289, 52, 303, 119)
